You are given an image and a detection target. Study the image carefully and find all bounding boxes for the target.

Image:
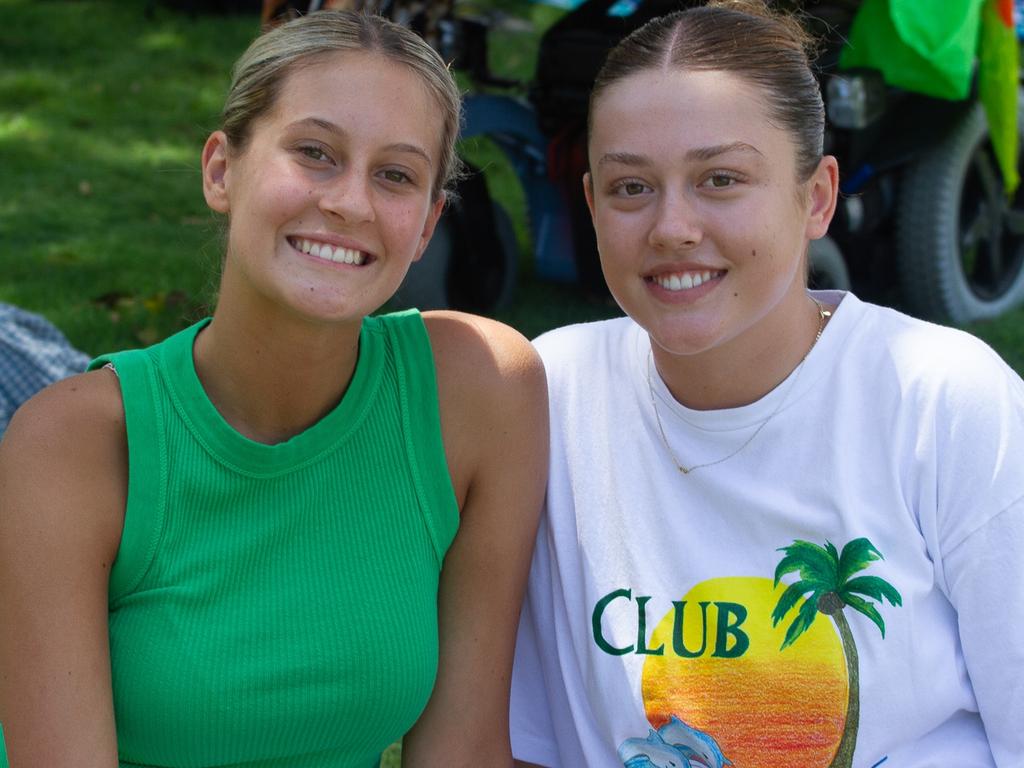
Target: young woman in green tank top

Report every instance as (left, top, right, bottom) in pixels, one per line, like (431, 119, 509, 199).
(0, 12, 548, 767)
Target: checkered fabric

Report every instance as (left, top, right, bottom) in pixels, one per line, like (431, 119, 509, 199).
(0, 303, 90, 440)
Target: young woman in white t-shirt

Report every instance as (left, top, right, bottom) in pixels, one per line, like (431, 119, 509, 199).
(510, 1, 1024, 766)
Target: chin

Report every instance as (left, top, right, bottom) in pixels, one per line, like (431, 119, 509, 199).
(648, 333, 719, 358)
(280, 296, 369, 327)
(286, 281, 394, 324)
(629, 309, 726, 358)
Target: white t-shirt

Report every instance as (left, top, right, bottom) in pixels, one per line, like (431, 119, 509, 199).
(511, 291, 1024, 768)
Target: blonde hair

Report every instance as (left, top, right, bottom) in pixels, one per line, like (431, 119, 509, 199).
(222, 11, 463, 200)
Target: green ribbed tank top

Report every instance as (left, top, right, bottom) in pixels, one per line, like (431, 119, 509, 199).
(88, 310, 459, 768)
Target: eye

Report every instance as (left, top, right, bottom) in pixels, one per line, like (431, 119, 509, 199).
(612, 179, 651, 197)
(381, 168, 412, 184)
(701, 172, 740, 189)
(296, 144, 332, 163)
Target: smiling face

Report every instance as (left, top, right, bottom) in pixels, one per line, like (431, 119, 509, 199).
(202, 50, 446, 325)
(586, 67, 836, 362)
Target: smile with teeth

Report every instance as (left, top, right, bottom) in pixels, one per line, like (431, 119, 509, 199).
(649, 269, 724, 291)
(290, 237, 367, 266)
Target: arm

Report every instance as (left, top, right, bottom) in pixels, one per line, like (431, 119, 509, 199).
(401, 313, 548, 768)
(0, 371, 126, 767)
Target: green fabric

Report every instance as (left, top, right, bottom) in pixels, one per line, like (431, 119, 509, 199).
(841, 0, 985, 100)
(978, 0, 1021, 194)
(88, 310, 458, 768)
(0, 722, 7, 768)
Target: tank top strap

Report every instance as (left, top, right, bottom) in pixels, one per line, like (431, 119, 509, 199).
(376, 309, 459, 566)
(88, 345, 168, 603)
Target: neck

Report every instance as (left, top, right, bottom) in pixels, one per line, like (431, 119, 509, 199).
(193, 300, 363, 445)
(652, 290, 826, 410)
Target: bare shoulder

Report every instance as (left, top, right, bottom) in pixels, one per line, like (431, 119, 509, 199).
(422, 312, 548, 503)
(2, 368, 126, 468)
(0, 369, 127, 557)
(422, 310, 546, 397)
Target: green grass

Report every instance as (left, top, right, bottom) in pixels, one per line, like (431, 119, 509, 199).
(382, 742, 401, 766)
(0, 0, 252, 352)
(965, 311, 1024, 373)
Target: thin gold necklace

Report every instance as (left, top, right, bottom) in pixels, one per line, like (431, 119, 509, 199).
(647, 296, 831, 475)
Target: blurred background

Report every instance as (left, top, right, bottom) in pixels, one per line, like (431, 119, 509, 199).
(1, 0, 1022, 371)
(2, 0, 1024, 372)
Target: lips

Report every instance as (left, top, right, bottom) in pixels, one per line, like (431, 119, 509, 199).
(288, 236, 372, 266)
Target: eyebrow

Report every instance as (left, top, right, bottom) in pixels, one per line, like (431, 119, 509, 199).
(596, 151, 650, 168)
(287, 117, 433, 164)
(686, 141, 764, 161)
(596, 141, 764, 168)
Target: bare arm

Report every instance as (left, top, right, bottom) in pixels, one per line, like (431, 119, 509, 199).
(401, 313, 548, 768)
(0, 371, 126, 767)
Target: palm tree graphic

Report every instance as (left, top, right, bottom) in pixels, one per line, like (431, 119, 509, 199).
(771, 537, 902, 768)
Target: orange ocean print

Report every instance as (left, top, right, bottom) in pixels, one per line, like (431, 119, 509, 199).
(641, 577, 848, 767)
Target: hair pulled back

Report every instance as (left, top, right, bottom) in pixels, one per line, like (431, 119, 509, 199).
(221, 11, 462, 200)
(589, 0, 824, 181)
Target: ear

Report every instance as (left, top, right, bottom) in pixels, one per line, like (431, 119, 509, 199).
(413, 193, 447, 262)
(583, 172, 596, 222)
(202, 131, 231, 214)
(804, 155, 839, 241)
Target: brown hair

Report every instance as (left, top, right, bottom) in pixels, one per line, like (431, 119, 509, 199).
(222, 11, 463, 200)
(588, 0, 823, 181)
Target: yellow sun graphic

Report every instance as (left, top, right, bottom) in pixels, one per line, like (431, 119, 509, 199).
(642, 576, 848, 767)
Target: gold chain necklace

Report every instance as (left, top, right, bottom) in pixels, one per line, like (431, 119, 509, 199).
(647, 297, 831, 475)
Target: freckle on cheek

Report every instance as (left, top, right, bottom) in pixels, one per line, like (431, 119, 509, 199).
(751, 249, 756, 257)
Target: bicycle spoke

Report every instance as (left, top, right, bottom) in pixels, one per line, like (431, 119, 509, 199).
(962, 206, 991, 250)
(973, 149, 1005, 215)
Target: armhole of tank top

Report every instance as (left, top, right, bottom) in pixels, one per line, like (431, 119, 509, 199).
(91, 349, 168, 604)
(385, 311, 460, 568)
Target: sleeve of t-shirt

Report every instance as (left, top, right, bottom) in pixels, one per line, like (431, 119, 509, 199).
(927, 342, 1024, 765)
(943, 495, 1024, 766)
(510, 595, 559, 767)
(929, 338, 1024, 550)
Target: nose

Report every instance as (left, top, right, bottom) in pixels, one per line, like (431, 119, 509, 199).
(318, 169, 375, 224)
(648, 190, 702, 251)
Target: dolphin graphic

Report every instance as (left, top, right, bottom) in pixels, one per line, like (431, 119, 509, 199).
(657, 715, 732, 768)
(618, 729, 693, 768)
